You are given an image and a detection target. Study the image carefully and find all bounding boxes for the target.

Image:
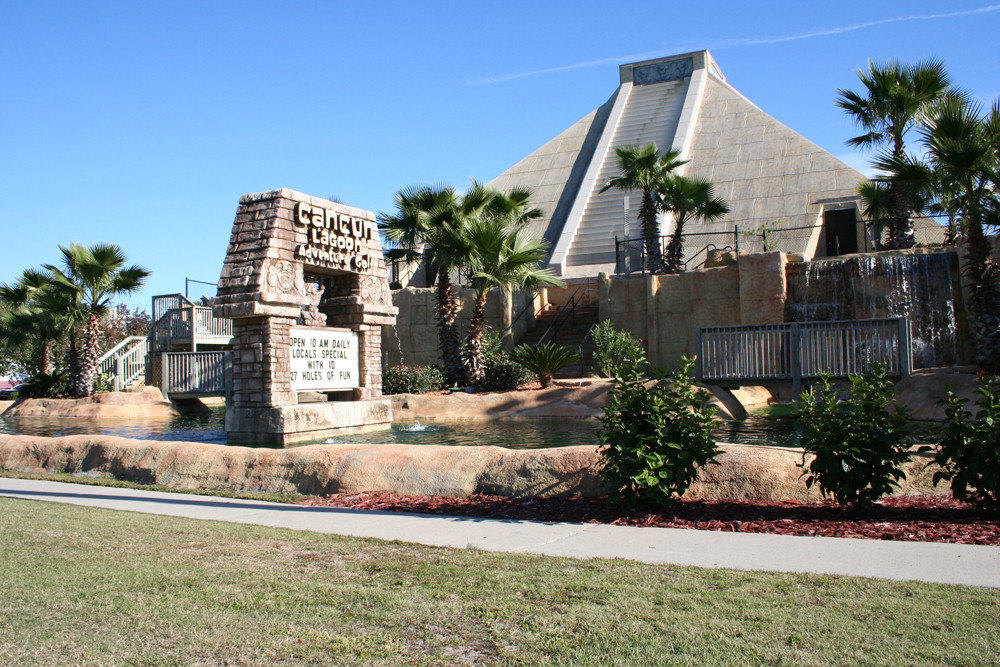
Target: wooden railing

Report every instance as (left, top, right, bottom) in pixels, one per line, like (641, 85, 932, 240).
(97, 336, 149, 391)
(150, 294, 233, 352)
(696, 318, 912, 392)
(154, 351, 232, 398)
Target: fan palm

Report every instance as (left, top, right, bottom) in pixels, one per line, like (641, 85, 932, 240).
(601, 144, 686, 274)
(379, 185, 490, 386)
(836, 59, 951, 249)
(878, 95, 1000, 370)
(0, 269, 74, 376)
(462, 188, 564, 386)
(44, 243, 149, 396)
(660, 176, 730, 274)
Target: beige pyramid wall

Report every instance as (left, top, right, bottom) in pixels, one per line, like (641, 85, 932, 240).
(681, 77, 866, 255)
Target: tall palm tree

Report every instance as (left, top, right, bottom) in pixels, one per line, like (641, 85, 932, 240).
(879, 95, 1000, 371)
(601, 144, 686, 274)
(0, 269, 72, 376)
(836, 59, 952, 249)
(379, 185, 490, 386)
(462, 187, 563, 386)
(44, 243, 149, 397)
(659, 176, 730, 274)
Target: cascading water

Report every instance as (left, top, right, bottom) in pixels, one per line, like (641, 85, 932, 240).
(785, 251, 961, 369)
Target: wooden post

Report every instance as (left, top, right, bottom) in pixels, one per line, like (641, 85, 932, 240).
(694, 327, 703, 380)
(115, 356, 123, 392)
(159, 353, 169, 400)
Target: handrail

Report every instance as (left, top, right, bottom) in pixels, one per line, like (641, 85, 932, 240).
(537, 280, 597, 346)
(97, 335, 146, 365)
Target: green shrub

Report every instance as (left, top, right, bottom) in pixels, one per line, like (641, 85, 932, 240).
(597, 354, 720, 511)
(510, 343, 580, 388)
(591, 319, 645, 378)
(18, 371, 70, 398)
(476, 330, 532, 392)
(795, 364, 911, 511)
(931, 374, 1000, 513)
(381, 365, 445, 395)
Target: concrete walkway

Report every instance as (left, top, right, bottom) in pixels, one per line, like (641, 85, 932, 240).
(2, 477, 998, 588)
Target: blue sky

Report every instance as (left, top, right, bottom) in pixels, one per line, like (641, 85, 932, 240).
(3, 1, 999, 307)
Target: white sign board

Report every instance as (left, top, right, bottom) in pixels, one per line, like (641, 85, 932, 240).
(289, 327, 359, 391)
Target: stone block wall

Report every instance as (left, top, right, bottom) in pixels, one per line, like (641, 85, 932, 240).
(599, 251, 788, 371)
(382, 287, 534, 368)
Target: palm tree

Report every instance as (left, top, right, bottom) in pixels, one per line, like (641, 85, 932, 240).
(379, 185, 490, 386)
(462, 189, 564, 386)
(601, 144, 686, 274)
(660, 176, 730, 274)
(0, 269, 74, 376)
(879, 95, 1000, 371)
(44, 243, 149, 397)
(836, 59, 952, 249)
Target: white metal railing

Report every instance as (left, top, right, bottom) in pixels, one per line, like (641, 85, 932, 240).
(97, 336, 149, 391)
(696, 318, 912, 391)
(157, 351, 231, 397)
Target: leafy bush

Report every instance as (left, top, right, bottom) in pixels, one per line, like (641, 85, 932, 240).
(597, 354, 720, 511)
(591, 319, 645, 378)
(92, 373, 115, 393)
(476, 330, 532, 392)
(18, 371, 70, 398)
(510, 343, 580, 388)
(381, 365, 445, 395)
(930, 374, 1000, 513)
(795, 364, 911, 511)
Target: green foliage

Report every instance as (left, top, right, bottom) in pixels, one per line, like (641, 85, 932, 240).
(931, 375, 1000, 513)
(597, 355, 720, 511)
(795, 365, 911, 510)
(381, 365, 445, 395)
(591, 319, 645, 378)
(92, 373, 115, 394)
(510, 343, 579, 388)
(18, 371, 70, 398)
(477, 330, 531, 392)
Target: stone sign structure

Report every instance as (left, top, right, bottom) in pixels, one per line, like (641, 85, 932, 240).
(214, 189, 397, 444)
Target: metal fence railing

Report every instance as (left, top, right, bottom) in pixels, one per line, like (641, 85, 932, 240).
(615, 230, 739, 276)
(696, 317, 912, 394)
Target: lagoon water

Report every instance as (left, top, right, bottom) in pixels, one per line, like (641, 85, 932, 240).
(0, 410, 809, 449)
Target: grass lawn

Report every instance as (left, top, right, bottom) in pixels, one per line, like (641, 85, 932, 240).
(0, 498, 997, 666)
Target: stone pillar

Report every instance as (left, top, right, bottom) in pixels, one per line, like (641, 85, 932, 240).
(215, 189, 398, 444)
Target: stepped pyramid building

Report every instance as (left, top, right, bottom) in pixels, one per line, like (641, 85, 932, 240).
(487, 50, 874, 277)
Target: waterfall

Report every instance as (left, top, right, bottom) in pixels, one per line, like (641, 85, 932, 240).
(785, 252, 960, 369)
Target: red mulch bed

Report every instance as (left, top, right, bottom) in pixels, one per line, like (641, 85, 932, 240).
(296, 492, 1000, 545)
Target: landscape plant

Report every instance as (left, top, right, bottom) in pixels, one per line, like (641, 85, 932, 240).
(836, 58, 952, 248)
(461, 187, 563, 387)
(591, 319, 644, 378)
(795, 364, 911, 511)
(929, 374, 1000, 513)
(381, 365, 445, 395)
(659, 175, 730, 274)
(597, 353, 720, 511)
(476, 329, 532, 392)
(509, 342, 579, 388)
(44, 243, 149, 397)
(600, 143, 686, 274)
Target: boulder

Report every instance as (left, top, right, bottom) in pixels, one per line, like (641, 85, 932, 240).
(1, 387, 179, 420)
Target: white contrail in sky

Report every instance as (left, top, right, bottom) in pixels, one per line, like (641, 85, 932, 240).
(471, 4, 1000, 85)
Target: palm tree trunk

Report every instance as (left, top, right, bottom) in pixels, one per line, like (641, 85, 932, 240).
(75, 312, 101, 397)
(37, 341, 53, 375)
(435, 274, 464, 386)
(464, 291, 489, 387)
(662, 225, 685, 274)
(888, 141, 916, 250)
(639, 191, 666, 274)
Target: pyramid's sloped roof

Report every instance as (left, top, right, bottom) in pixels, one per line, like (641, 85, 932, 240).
(682, 77, 866, 254)
(487, 92, 617, 248)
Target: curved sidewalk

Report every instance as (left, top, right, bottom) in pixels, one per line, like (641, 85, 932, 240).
(2, 477, 997, 588)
